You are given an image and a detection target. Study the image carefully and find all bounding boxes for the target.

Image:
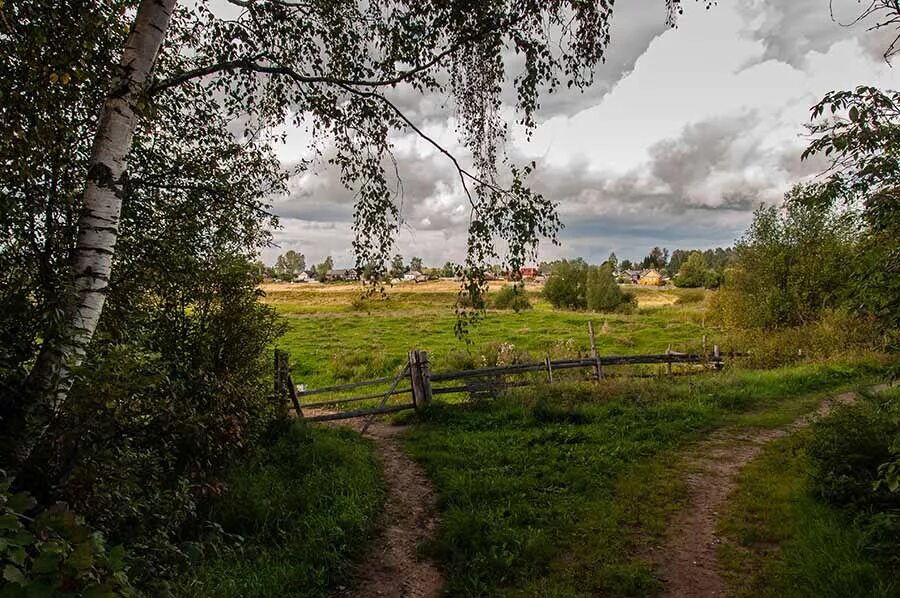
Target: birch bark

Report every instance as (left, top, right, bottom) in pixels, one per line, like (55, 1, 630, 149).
(20, 0, 177, 464)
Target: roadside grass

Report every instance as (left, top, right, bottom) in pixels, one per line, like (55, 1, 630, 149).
(399, 359, 887, 597)
(176, 423, 384, 598)
(717, 432, 899, 598)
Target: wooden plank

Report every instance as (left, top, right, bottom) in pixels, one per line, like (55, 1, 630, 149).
(301, 387, 412, 408)
(360, 363, 410, 434)
(418, 350, 433, 410)
(409, 350, 423, 408)
(287, 372, 303, 417)
(305, 404, 414, 422)
(297, 375, 398, 397)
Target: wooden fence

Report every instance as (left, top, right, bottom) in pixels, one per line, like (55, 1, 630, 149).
(275, 324, 738, 427)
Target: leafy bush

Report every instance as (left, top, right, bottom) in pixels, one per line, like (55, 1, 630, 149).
(0, 476, 134, 596)
(673, 288, 706, 305)
(17, 258, 287, 584)
(543, 259, 588, 309)
(716, 185, 866, 331)
(586, 264, 627, 312)
(673, 251, 713, 288)
(722, 309, 880, 368)
(544, 260, 632, 312)
(807, 389, 900, 567)
(491, 284, 532, 311)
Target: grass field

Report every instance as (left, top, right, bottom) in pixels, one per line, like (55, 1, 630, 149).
(202, 281, 895, 597)
(400, 361, 888, 596)
(262, 281, 719, 389)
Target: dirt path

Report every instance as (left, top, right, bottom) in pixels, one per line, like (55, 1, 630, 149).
(304, 409, 443, 598)
(653, 390, 862, 598)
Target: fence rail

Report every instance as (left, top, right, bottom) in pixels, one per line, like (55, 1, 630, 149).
(270, 324, 744, 427)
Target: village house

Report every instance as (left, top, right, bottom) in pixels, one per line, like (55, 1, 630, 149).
(639, 269, 664, 286)
(505, 266, 540, 281)
(402, 270, 427, 283)
(327, 268, 359, 281)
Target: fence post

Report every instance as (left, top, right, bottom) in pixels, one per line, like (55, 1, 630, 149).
(274, 349, 302, 418)
(418, 350, 433, 410)
(713, 344, 723, 371)
(545, 355, 554, 383)
(666, 344, 673, 376)
(409, 350, 433, 412)
(409, 350, 423, 407)
(588, 321, 603, 380)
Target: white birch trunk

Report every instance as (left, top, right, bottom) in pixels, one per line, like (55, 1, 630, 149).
(20, 0, 177, 464)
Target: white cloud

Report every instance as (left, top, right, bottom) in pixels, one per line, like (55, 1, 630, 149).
(266, 0, 899, 267)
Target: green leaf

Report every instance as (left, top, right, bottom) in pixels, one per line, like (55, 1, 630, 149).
(82, 584, 116, 598)
(66, 541, 94, 571)
(31, 551, 61, 574)
(2, 564, 25, 585)
(849, 106, 859, 122)
(7, 493, 36, 515)
(107, 545, 125, 572)
(0, 514, 20, 530)
(8, 547, 25, 566)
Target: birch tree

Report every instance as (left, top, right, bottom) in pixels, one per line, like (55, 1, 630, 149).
(14, 0, 176, 463)
(7, 0, 713, 466)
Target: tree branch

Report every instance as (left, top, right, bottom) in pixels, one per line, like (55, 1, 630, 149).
(150, 15, 519, 95)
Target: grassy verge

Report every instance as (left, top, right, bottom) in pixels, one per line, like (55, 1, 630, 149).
(718, 433, 898, 598)
(176, 423, 384, 598)
(399, 359, 887, 597)
(718, 386, 900, 598)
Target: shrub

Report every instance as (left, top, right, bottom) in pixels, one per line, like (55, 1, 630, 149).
(491, 284, 532, 311)
(806, 389, 900, 568)
(673, 252, 712, 288)
(0, 476, 135, 595)
(721, 309, 880, 368)
(18, 258, 287, 584)
(543, 259, 588, 309)
(673, 288, 706, 305)
(585, 264, 626, 312)
(716, 188, 857, 329)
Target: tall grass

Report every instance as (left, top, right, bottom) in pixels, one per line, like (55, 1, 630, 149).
(718, 432, 898, 598)
(177, 424, 384, 597)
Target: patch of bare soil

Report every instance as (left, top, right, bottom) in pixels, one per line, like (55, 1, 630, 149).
(652, 390, 861, 597)
(303, 408, 443, 598)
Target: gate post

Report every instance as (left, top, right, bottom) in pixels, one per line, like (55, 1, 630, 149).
(409, 350, 433, 412)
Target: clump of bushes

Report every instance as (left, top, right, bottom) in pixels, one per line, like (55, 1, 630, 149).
(673, 287, 706, 305)
(544, 260, 633, 312)
(806, 388, 900, 568)
(673, 251, 721, 289)
(721, 309, 880, 368)
(491, 284, 532, 311)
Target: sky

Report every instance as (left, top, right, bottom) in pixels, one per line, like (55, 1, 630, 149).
(257, 0, 899, 268)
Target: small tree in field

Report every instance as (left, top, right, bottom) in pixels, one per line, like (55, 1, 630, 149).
(315, 256, 334, 283)
(674, 251, 710, 288)
(543, 259, 588, 309)
(586, 263, 626, 312)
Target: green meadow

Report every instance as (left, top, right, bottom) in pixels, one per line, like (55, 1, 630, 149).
(262, 281, 720, 389)
(181, 281, 896, 597)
